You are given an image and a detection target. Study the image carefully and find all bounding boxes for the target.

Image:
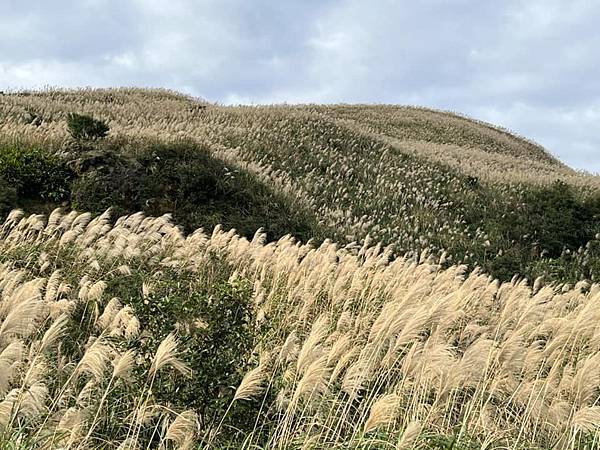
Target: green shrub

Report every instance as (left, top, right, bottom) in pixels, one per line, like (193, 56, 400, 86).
(0, 176, 18, 214)
(0, 144, 73, 203)
(522, 181, 598, 257)
(72, 139, 324, 242)
(67, 113, 109, 140)
(105, 257, 259, 431)
(458, 179, 600, 283)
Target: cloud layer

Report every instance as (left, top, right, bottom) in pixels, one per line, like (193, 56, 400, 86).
(1, 0, 598, 172)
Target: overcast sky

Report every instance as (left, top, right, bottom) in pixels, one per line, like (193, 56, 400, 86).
(1, 0, 599, 173)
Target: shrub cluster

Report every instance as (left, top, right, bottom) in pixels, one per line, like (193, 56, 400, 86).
(67, 112, 109, 140)
(454, 180, 600, 283)
(0, 143, 73, 210)
(71, 139, 324, 242)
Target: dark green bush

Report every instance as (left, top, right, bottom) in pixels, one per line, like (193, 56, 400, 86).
(0, 176, 18, 213)
(105, 258, 260, 432)
(72, 140, 324, 242)
(67, 113, 109, 140)
(522, 181, 599, 257)
(456, 179, 600, 283)
(0, 144, 73, 203)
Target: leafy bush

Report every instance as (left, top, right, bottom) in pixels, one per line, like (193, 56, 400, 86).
(103, 259, 258, 429)
(0, 143, 73, 203)
(71, 139, 324, 242)
(67, 112, 110, 140)
(457, 179, 600, 283)
(0, 176, 18, 213)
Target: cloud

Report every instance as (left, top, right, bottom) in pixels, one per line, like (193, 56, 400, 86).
(0, 0, 598, 172)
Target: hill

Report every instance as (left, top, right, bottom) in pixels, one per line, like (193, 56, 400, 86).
(1, 88, 598, 283)
(1, 88, 600, 449)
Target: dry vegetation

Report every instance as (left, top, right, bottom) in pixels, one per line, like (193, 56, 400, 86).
(0, 209, 599, 449)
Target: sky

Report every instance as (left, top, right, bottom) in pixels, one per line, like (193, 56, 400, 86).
(1, 0, 599, 173)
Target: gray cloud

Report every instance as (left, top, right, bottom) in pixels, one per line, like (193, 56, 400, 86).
(0, 0, 598, 173)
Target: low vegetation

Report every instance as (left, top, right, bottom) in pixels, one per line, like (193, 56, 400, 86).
(0, 137, 323, 243)
(66, 112, 110, 141)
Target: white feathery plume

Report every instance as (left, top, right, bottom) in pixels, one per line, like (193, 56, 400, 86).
(234, 364, 267, 401)
(112, 349, 136, 380)
(149, 334, 191, 378)
(164, 410, 198, 449)
(396, 421, 422, 449)
(75, 339, 112, 382)
(39, 314, 69, 353)
(364, 393, 401, 433)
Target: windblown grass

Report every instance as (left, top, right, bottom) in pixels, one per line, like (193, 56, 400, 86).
(0, 209, 598, 448)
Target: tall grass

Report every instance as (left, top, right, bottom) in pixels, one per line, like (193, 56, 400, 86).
(0, 209, 598, 448)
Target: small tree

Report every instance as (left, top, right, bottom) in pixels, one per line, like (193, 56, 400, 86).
(67, 113, 109, 140)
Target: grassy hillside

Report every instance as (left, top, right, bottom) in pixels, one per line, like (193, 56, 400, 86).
(1, 88, 600, 449)
(1, 88, 599, 283)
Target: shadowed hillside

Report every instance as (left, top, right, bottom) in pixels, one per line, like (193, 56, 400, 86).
(1, 88, 599, 284)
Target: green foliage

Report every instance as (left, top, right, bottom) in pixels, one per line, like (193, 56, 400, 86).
(67, 112, 109, 140)
(0, 237, 263, 443)
(454, 179, 600, 283)
(71, 139, 324, 242)
(0, 143, 73, 204)
(105, 256, 259, 432)
(0, 176, 18, 214)
(518, 181, 598, 256)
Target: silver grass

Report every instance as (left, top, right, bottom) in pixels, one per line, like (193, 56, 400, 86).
(75, 339, 112, 382)
(116, 437, 139, 450)
(234, 365, 267, 401)
(87, 280, 107, 302)
(364, 393, 401, 433)
(97, 297, 122, 330)
(76, 380, 97, 407)
(278, 331, 299, 364)
(149, 333, 191, 378)
(4, 382, 48, 424)
(39, 315, 69, 353)
(57, 406, 87, 447)
(0, 287, 43, 342)
(112, 349, 136, 380)
(291, 354, 330, 407)
(296, 314, 329, 375)
(0, 389, 19, 426)
(164, 410, 198, 449)
(396, 420, 422, 450)
(44, 270, 62, 303)
(572, 406, 600, 432)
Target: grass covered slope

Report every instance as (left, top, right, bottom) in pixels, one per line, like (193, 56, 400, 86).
(0, 138, 323, 243)
(1, 209, 600, 449)
(1, 88, 599, 283)
(1, 88, 600, 449)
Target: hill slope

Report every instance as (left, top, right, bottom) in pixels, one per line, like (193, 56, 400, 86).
(1, 88, 599, 283)
(1, 89, 600, 449)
